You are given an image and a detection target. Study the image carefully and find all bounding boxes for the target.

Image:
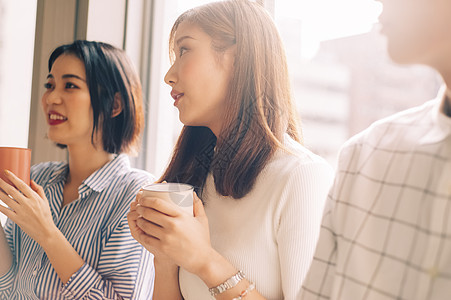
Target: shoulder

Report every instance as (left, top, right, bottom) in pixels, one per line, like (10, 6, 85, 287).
(30, 161, 67, 183)
(106, 166, 155, 196)
(31, 161, 66, 173)
(346, 99, 435, 148)
(336, 100, 436, 173)
(262, 135, 334, 188)
(122, 167, 156, 190)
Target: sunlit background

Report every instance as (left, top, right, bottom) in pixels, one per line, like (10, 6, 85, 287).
(276, 0, 382, 59)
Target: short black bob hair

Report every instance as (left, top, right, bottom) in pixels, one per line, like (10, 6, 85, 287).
(48, 40, 144, 154)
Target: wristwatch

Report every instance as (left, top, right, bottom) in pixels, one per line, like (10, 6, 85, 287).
(209, 270, 246, 296)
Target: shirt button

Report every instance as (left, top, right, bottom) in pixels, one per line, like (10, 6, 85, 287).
(428, 266, 439, 278)
(32, 270, 38, 276)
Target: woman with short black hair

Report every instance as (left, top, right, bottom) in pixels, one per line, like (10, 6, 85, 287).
(0, 40, 154, 299)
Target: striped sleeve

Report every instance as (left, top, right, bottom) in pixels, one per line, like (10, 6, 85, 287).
(0, 258, 16, 300)
(60, 216, 154, 299)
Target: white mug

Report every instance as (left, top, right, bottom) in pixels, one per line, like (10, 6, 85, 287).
(141, 183, 194, 215)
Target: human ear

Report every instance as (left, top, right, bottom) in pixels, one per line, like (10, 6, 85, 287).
(112, 93, 123, 118)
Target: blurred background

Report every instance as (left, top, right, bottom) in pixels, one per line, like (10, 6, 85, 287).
(0, 0, 442, 225)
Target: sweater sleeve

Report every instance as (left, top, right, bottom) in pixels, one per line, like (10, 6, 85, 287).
(276, 160, 334, 299)
(300, 142, 359, 299)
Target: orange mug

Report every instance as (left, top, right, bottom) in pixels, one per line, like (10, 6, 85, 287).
(0, 147, 31, 186)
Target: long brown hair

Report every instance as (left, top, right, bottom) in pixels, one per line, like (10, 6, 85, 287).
(160, 0, 302, 199)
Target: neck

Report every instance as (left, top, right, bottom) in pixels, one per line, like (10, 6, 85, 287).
(66, 144, 114, 185)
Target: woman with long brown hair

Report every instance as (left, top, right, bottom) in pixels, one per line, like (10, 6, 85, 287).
(128, 1, 333, 299)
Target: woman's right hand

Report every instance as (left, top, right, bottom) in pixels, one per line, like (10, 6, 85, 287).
(127, 190, 214, 275)
(127, 194, 168, 258)
(0, 171, 58, 247)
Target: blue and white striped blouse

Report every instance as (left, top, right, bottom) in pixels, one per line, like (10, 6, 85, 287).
(0, 154, 155, 299)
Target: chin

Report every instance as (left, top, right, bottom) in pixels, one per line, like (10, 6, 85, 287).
(178, 114, 193, 127)
(46, 132, 67, 146)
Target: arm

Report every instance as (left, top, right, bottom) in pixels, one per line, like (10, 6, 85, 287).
(153, 257, 182, 299)
(274, 162, 334, 299)
(300, 145, 356, 299)
(299, 196, 337, 299)
(60, 216, 154, 300)
(0, 170, 154, 299)
(128, 199, 183, 300)
(128, 192, 266, 300)
(0, 172, 84, 284)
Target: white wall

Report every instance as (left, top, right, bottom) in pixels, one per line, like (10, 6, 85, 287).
(0, 1, 37, 148)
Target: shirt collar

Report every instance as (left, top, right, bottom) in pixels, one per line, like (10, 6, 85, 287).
(80, 154, 131, 194)
(419, 86, 451, 145)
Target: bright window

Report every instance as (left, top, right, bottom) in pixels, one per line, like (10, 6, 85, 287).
(274, 0, 441, 166)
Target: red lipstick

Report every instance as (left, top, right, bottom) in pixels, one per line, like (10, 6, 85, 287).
(48, 111, 67, 126)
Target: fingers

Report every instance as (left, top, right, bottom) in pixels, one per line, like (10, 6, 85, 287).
(193, 192, 206, 218)
(3, 171, 33, 198)
(138, 196, 179, 217)
(136, 190, 143, 202)
(127, 210, 145, 239)
(130, 199, 139, 212)
(0, 202, 15, 219)
(136, 217, 164, 239)
(0, 180, 21, 211)
(134, 229, 160, 252)
(31, 180, 46, 199)
(127, 209, 141, 222)
(135, 204, 173, 227)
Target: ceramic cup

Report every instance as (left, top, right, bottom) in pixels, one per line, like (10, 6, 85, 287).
(141, 182, 194, 215)
(0, 147, 31, 186)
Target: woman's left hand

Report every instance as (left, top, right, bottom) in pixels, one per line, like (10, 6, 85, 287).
(0, 170, 57, 245)
(130, 191, 213, 275)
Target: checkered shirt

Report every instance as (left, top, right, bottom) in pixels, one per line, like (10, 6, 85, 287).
(300, 87, 451, 300)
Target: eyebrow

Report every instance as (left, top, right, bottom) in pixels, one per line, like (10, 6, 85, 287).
(46, 74, 86, 81)
(176, 35, 196, 46)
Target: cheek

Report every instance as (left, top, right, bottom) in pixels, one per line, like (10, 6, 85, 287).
(179, 60, 202, 82)
(384, 10, 438, 62)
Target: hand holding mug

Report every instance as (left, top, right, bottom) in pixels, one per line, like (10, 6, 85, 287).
(0, 170, 57, 246)
(127, 185, 212, 274)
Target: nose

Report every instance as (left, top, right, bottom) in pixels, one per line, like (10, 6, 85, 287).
(43, 88, 63, 105)
(164, 63, 177, 86)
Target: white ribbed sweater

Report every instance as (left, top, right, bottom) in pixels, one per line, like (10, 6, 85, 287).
(180, 136, 334, 300)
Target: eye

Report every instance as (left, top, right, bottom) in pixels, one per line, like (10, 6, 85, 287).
(44, 82, 53, 90)
(65, 82, 78, 89)
(179, 47, 188, 57)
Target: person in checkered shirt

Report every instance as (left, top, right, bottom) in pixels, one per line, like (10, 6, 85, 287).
(300, 0, 451, 299)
